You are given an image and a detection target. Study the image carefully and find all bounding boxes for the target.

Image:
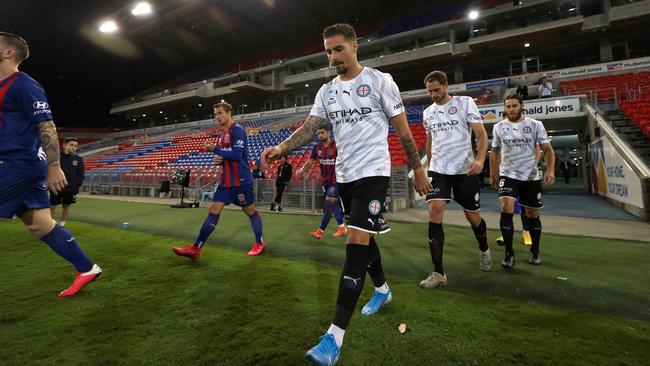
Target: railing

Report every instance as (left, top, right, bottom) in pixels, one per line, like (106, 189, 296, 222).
(586, 103, 650, 179)
(562, 84, 650, 103)
(628, 85, 650, 101)
(80, 166, 414, 212)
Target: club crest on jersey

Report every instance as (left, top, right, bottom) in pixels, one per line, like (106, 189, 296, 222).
(523, 126, 532, 134)
(328, 89, 338, 105)
(356, 84, 372, 97)
(368, 200, 381, 216)
(448, 106, 458, 115)
(72, 160, 78, 166)
(501, 127, 509, 135)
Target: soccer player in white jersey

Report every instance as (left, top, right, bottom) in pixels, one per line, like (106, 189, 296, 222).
(490, 94, 555, 268)
(419, 70, 492, 289)
(262, 23, 431, 366)
(495, 145, 542, 247)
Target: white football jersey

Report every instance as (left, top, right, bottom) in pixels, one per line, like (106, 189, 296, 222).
(423, 96, 482, 175)
(310, 67, 405, 183)
(491, 117, 550, 181)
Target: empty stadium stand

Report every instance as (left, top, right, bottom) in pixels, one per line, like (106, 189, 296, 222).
(83, 105, 431, 193)
(560, 71, 650, 103)
(615, 98, 650, 164)
(556, 71, 650, 163)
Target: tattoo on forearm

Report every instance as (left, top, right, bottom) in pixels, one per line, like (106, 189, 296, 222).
(400, 135, 422, 170)
(38, 120, 60, 167)
(281, 115, 325, 152)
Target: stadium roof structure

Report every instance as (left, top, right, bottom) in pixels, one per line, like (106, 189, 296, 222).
(1, 0, 478, 126)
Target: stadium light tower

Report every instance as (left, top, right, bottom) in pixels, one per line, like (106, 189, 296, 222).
(468, 10, 479, 20)
(131, 2, 153, 16)
(99, 20, 118, 33)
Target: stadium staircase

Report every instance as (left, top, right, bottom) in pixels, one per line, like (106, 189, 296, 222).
(613, 99, 650, 165)
(560, 71, 650, 165)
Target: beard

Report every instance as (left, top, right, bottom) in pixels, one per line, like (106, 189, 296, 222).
(432, 93, 447, 103)
(507, 111, 523, 121)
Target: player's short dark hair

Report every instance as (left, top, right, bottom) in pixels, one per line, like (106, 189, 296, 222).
(213, 101, 233, 113)
(317, 124, 330, 131)
(423, 70, 448, 86)
(0, 32, 29, 64)
(322, 23, 357, 41)
(64, 137, 79, 144)
(504, 94, 524, 106)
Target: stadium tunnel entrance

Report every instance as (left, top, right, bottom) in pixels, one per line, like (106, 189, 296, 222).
(406, 94, 649, 221)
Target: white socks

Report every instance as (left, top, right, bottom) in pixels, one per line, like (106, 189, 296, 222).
(375, 282, 389, 294)
(327, 324, 345, 348)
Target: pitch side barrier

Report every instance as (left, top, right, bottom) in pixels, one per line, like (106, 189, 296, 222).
(585, 103, 650, 221)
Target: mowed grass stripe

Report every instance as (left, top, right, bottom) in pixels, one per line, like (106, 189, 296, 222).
(1, 220, 649, 365)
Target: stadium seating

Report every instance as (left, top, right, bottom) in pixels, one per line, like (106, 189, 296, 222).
(102, 64, 643, 187)
(240, 117, 281, 129)
(288, 119, 306, 131)
(619, 98, 650, 137)
(84, 105, 432, 188)
(372, 0, 511, 39)
(560, 71, 650, 102)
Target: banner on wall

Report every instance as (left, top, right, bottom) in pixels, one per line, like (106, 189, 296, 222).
(588, 137, 644, 208)
(478, 97, 582, 122)
(260, 107, 299, 118)
(235, 97, 581, 123)
(466, 78, 507, 90)
(544, 56, 650, 80)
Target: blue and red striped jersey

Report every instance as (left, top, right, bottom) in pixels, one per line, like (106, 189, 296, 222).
(0, 72, 52, 177)
(310, 141, 337, 185)
(214, 123, 252, 188)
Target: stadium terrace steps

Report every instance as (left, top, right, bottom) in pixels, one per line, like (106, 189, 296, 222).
(612, 101, 650, 165)
(558, 72, 650, 165)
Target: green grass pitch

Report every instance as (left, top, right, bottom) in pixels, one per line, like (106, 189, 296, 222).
(1, 198, 648, 365)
